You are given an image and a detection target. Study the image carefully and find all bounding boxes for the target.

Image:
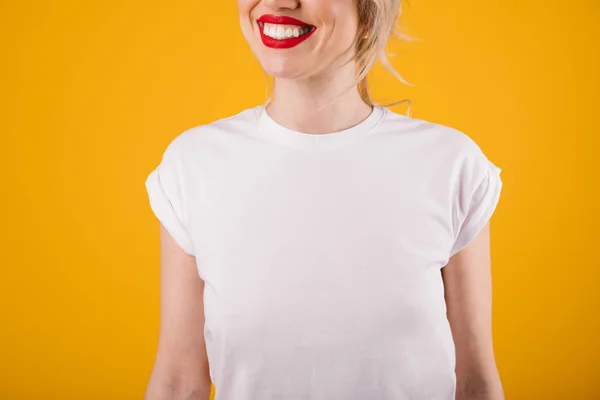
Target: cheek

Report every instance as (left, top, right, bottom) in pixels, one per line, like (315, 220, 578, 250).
(322, 21, 358, 58)
(236, 3, 255, 40)
(318, 2, 359, 50)
(236, 0, 255, 11)
(237, 0, 256, 26)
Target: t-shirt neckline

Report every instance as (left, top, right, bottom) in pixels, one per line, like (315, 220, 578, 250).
(253, 104, 387, 150)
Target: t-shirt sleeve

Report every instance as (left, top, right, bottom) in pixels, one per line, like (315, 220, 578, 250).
(144, 141, 195, 256)
(449, 150, 503, 258)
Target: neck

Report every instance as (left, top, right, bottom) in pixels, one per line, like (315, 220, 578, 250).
(265, 62, 373, 135)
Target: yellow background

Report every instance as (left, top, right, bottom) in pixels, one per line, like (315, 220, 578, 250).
(2, 0, 598, 399)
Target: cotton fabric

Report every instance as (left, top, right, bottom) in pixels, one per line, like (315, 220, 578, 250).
(144, 104, 503, 400)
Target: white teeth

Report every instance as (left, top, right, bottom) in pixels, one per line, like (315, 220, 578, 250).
(276, 26, 285, 39)
(262, 23, 311, 40)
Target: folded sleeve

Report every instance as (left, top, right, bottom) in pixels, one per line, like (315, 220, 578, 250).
(449, 156, 503, 258)
(144, 144, 195, 256)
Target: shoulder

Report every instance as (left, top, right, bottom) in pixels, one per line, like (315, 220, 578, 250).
(160, 105, 260, 161)
(382, 108, 494, 172)
(384, 108, 485, 156)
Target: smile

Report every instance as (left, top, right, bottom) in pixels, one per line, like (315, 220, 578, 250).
(256, 14, 316, 49)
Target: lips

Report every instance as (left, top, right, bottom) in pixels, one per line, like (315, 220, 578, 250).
(257, 14, 313, 27)
(256, 14, 316, 49)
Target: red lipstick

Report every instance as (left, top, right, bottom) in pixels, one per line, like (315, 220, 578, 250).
(256, 14, 316, 49)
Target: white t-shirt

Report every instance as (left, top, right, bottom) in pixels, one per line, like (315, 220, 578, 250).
(145, 104, 503, 400)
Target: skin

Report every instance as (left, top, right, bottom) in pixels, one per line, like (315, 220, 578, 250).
(144, 224, 211, 400)
(145, 1, 504, 399)
(238, 0, 374, 134)
(443, 222, 505, 400)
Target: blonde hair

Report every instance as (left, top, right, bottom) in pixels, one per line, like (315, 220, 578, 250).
(261, 0, 417, 116)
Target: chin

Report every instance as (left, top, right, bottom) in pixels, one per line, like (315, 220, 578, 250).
(260, 58, 306, 79)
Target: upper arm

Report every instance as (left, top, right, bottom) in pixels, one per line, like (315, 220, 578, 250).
(144, 137, 210, 398)
(144, 224, 211, 400)
(442, 222, 504, 399)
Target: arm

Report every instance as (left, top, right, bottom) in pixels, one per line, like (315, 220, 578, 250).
(144, 223, 212, 400)
(442, 222, 504, 400)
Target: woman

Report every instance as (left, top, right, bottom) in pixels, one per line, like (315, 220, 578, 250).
(144, 0, 505, 399)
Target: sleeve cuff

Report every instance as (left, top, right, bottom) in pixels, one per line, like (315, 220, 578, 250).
(449, 160, 503, 257)
(145, 168, 195, 256)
